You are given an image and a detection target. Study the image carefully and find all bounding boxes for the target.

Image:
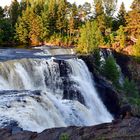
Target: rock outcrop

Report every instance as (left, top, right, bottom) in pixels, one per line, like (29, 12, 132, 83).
(0, 117, 140, 140)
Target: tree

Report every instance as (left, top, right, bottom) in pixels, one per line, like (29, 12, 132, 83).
(47, 0, 58, 36)
(131, 0, 140, 11)
(125, 0, 140, 38)
(116, 25, 126, 50)
(102, 56, 120, 84)
(56, 0, 67, 36)
(132, 36, 140, 62)
(0, 6, 13, 43)
(0, 19, 13, 43)
(28, 11, 44, 45)
(117, 2, 126, 27)
(77, 21, 103, 54)
(81, 2, 92, 20)
(102, 0, 118, 17)
(16, 8, 44, 44)
(9, 0, 20, 27)
(15, 9, 30, 44)
(95, 1, 106, 35)
(67, 2, 80, 45)
(0, 6, 4, 19)
(123, 78, 139, 98)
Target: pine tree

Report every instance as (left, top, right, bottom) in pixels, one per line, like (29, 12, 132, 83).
(125, 0, 140, 38)
(116, 25, 126, 50)
(16, 8, 44, 44)
(123, 78, 139, 98)
(0, 6, 4, 19)
(131, 0, 140, 11)
(132, 36, 140, 62)
(15, 9, 30, 44)
(77, 21, 103, 54)
(28, 10, 44, 45)
(95, 1, 106, 35)
(0, 6, 13, 43)
(117, 2, 126, 26)
(68, 3, 79, 39)
(9, 0, 20, 27)
(47, 0, 58, 35)
(81, 2, 92, 20)
(56, 0, 67, 36)
(102, 56, 120, 84)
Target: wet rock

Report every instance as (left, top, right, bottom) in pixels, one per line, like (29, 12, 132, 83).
(0, 117, 140, 140)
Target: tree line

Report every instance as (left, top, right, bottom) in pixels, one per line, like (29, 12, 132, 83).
(0, 0, 140, 56)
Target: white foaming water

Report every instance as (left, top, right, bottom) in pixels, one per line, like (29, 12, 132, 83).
(0, 58, 113, 132)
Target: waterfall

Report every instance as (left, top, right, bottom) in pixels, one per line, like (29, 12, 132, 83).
(0, 57, 113, 132)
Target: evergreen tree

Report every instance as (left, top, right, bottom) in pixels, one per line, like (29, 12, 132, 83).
(15, 9, 30, 44)
(9, 0, 20, 27)
(0, 6, 4, 19)
(95, 1, 106, 34)
(16, 8, 44, 44)
(125, 0, 140, 38)
(68, 3, 75, 38)
(47, 0, 58, 35)
(102, 56, 120, 84)
(132, 36, 140, 62)
(28, 10, 44, 44)
(56, 0, 67, 36)
(68, 3, 79, 39)
(117, 2, 126, 26)
(81, 2, 92, 20)
(116, 25, 126, 50)
(123, 78, 139, 98)
(0, 6, 13, 43)
(77, 21, 103, 54)
(131, 0, 140, 11)
(41, 10, 50, 41)
(0, 19, 13, 43)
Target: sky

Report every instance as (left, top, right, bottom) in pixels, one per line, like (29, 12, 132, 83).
(0, 0, 133, 11)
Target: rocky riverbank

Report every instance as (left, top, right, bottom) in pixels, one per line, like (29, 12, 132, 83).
(0, 117, 140, 140)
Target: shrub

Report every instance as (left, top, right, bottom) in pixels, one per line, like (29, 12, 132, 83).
(101, 56, 120, 84)
(59, 133, 69, 140)
(122, 78, 139, 98)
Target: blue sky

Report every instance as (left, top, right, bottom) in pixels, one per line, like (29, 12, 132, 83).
(0, 0, 133, 11)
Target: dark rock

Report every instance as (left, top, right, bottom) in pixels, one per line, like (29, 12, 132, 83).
(0, 117, 140, 140)
(119, 104, 132, 119)
(113, 51, 140, 93)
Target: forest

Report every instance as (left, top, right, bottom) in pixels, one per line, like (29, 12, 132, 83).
(0, 0, 140, 61)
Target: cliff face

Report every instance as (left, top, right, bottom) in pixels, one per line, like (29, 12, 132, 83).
(113, 51, 140, 90)
(0, 117, 140, 140)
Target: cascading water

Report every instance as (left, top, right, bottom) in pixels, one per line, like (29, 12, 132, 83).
(0, 48, 113, 132)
